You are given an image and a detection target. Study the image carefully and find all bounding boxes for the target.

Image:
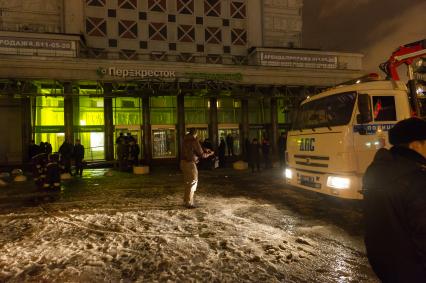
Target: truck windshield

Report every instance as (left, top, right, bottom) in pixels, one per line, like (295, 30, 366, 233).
(293, 92, 356, 130)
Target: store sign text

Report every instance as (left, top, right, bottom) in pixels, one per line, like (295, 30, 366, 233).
(99, 67, 176, 79)
(184, 72, 243, 81)
(260, 52, 338, 69)
(0, 36, 74, 50)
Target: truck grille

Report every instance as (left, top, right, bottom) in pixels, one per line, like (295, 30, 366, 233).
(294, 154, 329, 168)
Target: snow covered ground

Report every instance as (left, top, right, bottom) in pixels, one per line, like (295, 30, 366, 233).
(0, 168, 378, 282)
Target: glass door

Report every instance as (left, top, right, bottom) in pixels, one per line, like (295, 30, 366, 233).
(151, 126, 177, 159)
(218, 124, 240, 156)
(114, 125, 142, 159)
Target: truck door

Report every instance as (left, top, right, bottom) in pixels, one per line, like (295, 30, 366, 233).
(354, 93, 398, 173)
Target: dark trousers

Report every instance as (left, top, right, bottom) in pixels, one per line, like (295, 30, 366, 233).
(250, 160, 260, 172)
(63, 158, 71, 173)
(219, 155, 226, 168)
(75, 158, 84, 176)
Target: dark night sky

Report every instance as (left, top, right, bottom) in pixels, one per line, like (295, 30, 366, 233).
(303, 0, 426, 73)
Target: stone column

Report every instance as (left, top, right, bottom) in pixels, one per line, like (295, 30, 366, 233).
(21, 96, 32, 163)
(63, 82, 74, 142)
(142, 96, 152, 165)
(241, 98, 249, 160)
(209, 97, 218, 150)
(177, 92, 185, 162)
(270, 97, 278, 159)
(103, 83, 114, 161)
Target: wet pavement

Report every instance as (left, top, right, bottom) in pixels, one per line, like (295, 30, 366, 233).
(0, 167, 378, 282)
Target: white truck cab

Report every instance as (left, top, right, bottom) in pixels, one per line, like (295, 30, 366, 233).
(285, 80, 412, 199)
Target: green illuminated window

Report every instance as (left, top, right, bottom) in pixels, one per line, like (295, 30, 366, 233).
(34, 96, 65, 153)
(184, 97, 208, 124)
(35, 96, 65, 126)
(77, 96, 105, 160)
(113, 97, 142, 125)
(218, 98, 241, 123)
(248, 99, 270, 124)
(79, 97, 104, 126)
(150, 96, 177, 125)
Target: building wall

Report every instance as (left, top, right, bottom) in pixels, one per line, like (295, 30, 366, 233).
(64, 0, 84, 34)
(0, 97, 22, 164)
(263, 0, 303, 48)
(81, 0, 252, 63)
(0, 0, 62, 33)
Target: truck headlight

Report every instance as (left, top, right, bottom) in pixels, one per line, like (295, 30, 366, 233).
(285, 168, 293, 179)
(327, 176, 350, 189)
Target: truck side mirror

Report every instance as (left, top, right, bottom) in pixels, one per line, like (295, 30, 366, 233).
(357, 93, 372, 124)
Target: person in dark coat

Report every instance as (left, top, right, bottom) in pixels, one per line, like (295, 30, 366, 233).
(117, 138, 128, 171)
(363, 117, 426, 282)
(218, 138, 226, 168)
(28, 140, 40, 160)
(73, 139, 85, 177)
(248, 138, 261, 173)
(116, 132, 125, 144)
(127, 133, 136, 143)
(128, 140, 140, 167)
(59, 139, 73, 174)
(45, 142, 52, 155)
(226, 134, 234, 156)
(39, 142, 47, 154)
(278, 132, 287, 168)
(262, 137, 271, 169)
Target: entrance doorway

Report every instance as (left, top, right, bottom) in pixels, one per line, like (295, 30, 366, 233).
(151, 125, 177, 159)
(78, 131, 104, 161)
(114, 125, 142, 160)
(218, 124, 240, 156)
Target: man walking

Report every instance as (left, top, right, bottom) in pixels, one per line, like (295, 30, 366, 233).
(73, 139, 85, 177)
(248, 138, 261, 173)
(59, 139, 73, 174)
(180, 128, 214, 209)
(363, 117, 426, 282)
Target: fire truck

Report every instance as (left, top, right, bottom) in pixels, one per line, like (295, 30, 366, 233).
(284, 40, 426, 199)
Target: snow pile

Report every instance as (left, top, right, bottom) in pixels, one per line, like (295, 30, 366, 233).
(0, 194, 374, 282)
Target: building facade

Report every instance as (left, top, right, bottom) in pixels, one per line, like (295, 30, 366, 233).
(0, 0, 363, 166)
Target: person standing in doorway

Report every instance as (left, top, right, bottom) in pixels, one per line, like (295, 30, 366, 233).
(117, 138, 127, 171)
(262, 137, 271, 169)
(73, 139, 85, 177)
(218, 138, 226, 168)
(363, 118, 426, 282)
(180, 128, 214, 209)
(226, 134, 234, 156)
(129, 139, 140, 167)
(248, 138, 261, 173)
